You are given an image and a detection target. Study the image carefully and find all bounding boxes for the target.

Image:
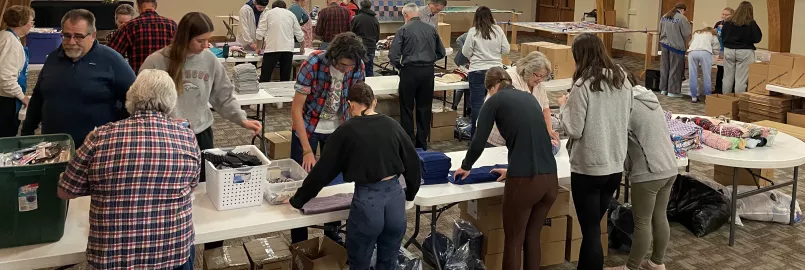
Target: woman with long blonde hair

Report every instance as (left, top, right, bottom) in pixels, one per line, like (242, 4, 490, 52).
(721, 1, 762, 94)
(687, 27, 721, 102)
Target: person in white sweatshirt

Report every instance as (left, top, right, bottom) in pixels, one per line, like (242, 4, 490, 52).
(0, 5, 34, 137)
(256, 0, 305, 82)
(461, 6, 510, 136)
(688, 27, 721, 103)
(237, 0, 269, 51)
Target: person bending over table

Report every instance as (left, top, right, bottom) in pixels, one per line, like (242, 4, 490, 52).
(316, 0, 351, 49)
(290, 32, 366, 244)
(453, 67, 557, 270)
(287, 82, 421, 270)
(0, 5, 33, 137)
(58, 69, 200, 270)
(238, 0, 269, 52)
(390, 3, 445, 150)
(558, 33, 632, 270)
(256, 0, 304, 82)
(485, 51, 559, 149)
(462, 6, 509, 136)
(105, 4, 136, 42)
(604, 73, 677, 270)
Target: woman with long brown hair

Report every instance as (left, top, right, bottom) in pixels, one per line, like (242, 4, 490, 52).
(658, 2, 691, 98)
(461, 6, 510, 136)
(140, 12, 261, 156)
(558, 33, 632, 270)
(722, 1, 762, 94)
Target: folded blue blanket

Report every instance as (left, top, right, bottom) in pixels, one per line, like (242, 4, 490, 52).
(449, 164, 509, 185)
(417, 149, 452, 186)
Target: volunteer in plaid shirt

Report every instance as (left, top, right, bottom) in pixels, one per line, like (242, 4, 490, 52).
(58, 70, 200, 270)
(289, 32, 366, 244)
(315, 0, 351, 49)
(107, 0, 176, 73)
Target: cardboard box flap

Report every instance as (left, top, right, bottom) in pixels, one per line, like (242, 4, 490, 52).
(319, 238, 347, 268)
(292, 238, 321, 260)
(749, 62, 769, 76)
(310, 256, 343, 270)
(245, 237, 292, 265)
(204, 246, 251, 270)
(265, 131, 293, 143)
(291, 237, 347, 270)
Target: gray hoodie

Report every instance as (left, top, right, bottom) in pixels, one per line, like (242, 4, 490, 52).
(659, 12, 691, 52)
(626, 85, 678, 183)
(560, 70, 633, 176)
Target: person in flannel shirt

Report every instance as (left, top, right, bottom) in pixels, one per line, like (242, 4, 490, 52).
(107, 0, 177, 73)
(58, 69, 200, 270)
(289, 32, 366, 244)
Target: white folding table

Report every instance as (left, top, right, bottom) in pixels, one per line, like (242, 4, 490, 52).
(231, 90, 293, 154)
(766, 85, 805, 98)
(218, 47, 314, 64)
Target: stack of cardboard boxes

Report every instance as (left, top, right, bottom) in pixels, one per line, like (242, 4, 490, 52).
(459, 186, 571, 270)
(519, 42, 576, 79)
(430, 103, 458, 142)
(738, 93, 796, 123)
(205, 237, 298, 270)
(713, 165, 773, 187)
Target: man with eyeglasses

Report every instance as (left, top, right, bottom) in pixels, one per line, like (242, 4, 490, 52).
(288, 32, 366, 245)
(22, 9, 135, 147)
(418, 0, 447, 28)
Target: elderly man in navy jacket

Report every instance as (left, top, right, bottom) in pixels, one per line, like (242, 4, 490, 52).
(22, 9, 135, 146)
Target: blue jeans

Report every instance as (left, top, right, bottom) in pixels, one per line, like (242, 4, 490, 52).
(468, 70, 488, 136)
(688, 50, 714, 97)
(366, 52, 375, 77)
(346, 177, 406, 270)
(290, 131, 343, 244)
(172, 245, 195, 270)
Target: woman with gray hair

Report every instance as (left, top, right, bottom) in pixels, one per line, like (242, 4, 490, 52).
(486, 51, 559, 150)
(125, 69, 177, 115)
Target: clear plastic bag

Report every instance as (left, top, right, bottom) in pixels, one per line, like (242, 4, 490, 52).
(723, 185, 803, 226)
(264, 159, 307, 205)
(444, 243, 486, 270)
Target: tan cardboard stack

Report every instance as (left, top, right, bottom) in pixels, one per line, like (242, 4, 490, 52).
(565, 191, 608, 262)
(788, 109, 805, 128)
(738, 93, 796, 123)
(244, 237, 293, 270)
(519, 42, 576, 80)
(459, 186, 571, 270)
(375, 94, 401, 119)
(204, 246, 252, 270)
(430, 103, 457, 142)
(767, 53, 805, 89)
(713, 165, 773, 187)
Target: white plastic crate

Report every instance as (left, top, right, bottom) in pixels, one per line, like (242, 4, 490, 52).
(204, 145, 271, 210)
(264, 159, 307, 205)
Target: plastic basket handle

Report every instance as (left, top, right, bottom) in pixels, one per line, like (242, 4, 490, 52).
(15, 170, 45, 177)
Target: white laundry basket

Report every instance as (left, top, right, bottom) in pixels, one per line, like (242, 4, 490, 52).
(264, 159, 307, 205)
(204, 145, 271, 210)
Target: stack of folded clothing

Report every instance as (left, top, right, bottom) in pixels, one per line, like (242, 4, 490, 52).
(448, 164, 508, 185)
(666, 111, 702, 158)
(300, 193, 353, 215)
(233, 64, 260, 94)
(417, 149, 451, 185)
(677, 116, 778, 148)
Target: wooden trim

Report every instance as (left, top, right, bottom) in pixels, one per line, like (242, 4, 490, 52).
(767, 0, 795, 53)
(614, 48, 660, 61)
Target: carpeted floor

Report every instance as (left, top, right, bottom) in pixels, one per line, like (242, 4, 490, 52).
(34, 35, 805, 270)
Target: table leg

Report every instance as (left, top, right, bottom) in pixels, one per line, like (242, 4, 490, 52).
(791, 166, 799, 225)
(431, 205, 442, 270)
(443, 91, 447, 108)
(729, 167, 738, 246)
(261, 104, 267, 154)
(510, 14, 519, 51)
(624, 176, 630, 203)
(404, 205, 422, 249)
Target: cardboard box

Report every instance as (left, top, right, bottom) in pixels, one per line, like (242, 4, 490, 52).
(431, 103, 457, 127)
(754, 120, 805, 141)
(705, 94, 742, 118)
(375, 94, 400, 117)
(547, 186, 571, 218)
(539, 45, 576, 79)
(768, 53, 805, 88)
(748, 62, 775, 95)
(739, 110, 786, 123)
(482, 241, 566, 270)
(290, 237, 347, 270)
(482, 216, 567, 255)
(519, 42, 553, 56)
(566, 234, 609, 262)
(429, 126, 454, 142)
(740, 93, 797, 107)
(460, 187, 570, 234)
(713, 165, 773, 187)
(567, 214, 608, 241)
(205, 246, 252, 270)
(265, 131, 292, 159)
(788, 110, 805, 128)
(244, 237, 292, 270)
(438, 23, 452, 49)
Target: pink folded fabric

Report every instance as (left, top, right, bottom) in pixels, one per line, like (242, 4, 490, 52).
(701, 130, 735, 151)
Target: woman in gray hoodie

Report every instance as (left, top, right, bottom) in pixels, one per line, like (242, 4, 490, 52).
(658, 3, 691, 97)
(606, 75, 678, 270)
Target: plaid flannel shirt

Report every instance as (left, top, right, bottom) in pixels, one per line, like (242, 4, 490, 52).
(59, 110, 200, 270)
(107, 11, 177, 72)
(315, 3, 351, 42)
(294, 50, 365, 136)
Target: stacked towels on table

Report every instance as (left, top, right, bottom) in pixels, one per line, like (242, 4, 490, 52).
(676, 116, 777, 150)
(233, 64, 260, 94)
(448, 164, 508, 185)
(417, 149, 451, 185)
(665, 111, 702, 158)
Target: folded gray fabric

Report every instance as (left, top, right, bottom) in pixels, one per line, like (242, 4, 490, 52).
(300, 193, 353, 215)
(233, 64, 260, 94)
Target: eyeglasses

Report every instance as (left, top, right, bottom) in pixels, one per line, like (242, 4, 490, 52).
(336, 61, 356, 69)
(533, 73, 549, 80)
(62, 33, 89, 41)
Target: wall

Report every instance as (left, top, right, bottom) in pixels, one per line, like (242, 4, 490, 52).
(693, 0, 726, 27)
(791, 0, 805, 55)
(157, 0, 246, 36)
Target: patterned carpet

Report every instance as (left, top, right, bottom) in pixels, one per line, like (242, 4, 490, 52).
(34, 36, 805, 269)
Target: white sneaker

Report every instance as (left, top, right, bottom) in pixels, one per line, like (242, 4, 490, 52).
(691, 97, 699, 103)
(641, 260, 667, 270)
(661, 90, 668, 95)
(667, 93, 683, 98)
(604, 266, 629, 270)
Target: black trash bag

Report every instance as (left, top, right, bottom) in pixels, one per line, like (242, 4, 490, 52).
(423, 232, 454, 269)
(607, 201, 634, 250)
(454, 117, 472, 140)
(370, 247, 423, 270)
(452, 220, 483, 260)
(667, 174, 731, 237)
(444, 243, 486, 270)
(456, 117, 471, 128)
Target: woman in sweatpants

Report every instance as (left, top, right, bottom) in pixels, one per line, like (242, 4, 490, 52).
(658, 3, 691, 97)
(559, 33, 632, 270)
(721, 1, 762, 94)
(687, 27, 721, 103)
(288, 83, 421, 270)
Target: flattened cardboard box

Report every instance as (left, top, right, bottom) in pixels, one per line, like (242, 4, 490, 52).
(739, 110, 786, 123)
(740, 100, 791, 113)
(482, 216, 567, 255)
(244, 237, 292, 270)
(740, 92, 796, 107)
(204, 246, 252, 270)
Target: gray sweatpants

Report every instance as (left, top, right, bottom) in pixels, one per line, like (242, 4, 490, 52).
(626, 175, 676, 270)
(723, 48, 755, 94)
(660, 47, 686, 94)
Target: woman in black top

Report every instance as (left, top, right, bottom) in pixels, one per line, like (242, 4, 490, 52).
(288, 82, 421, 270)
(453, 67, 557, 270)
(721, 1, 762, 94)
